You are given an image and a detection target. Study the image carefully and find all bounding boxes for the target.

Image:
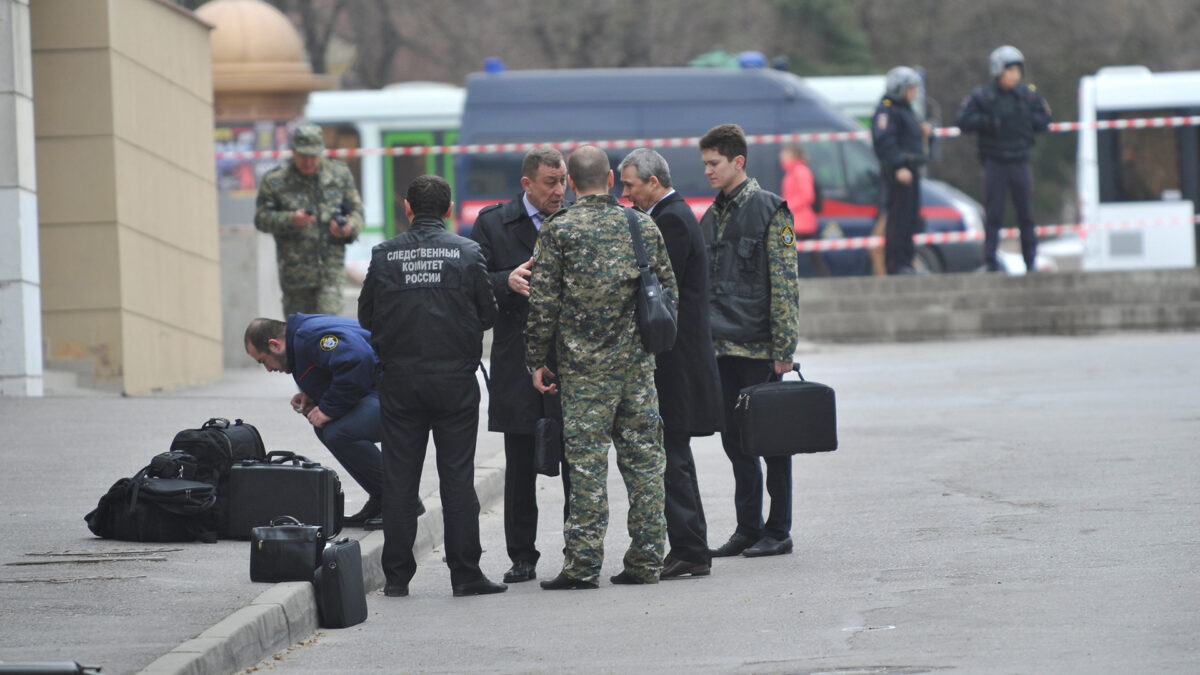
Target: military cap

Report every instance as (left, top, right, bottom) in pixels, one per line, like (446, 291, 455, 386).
(291, 124, 326, 156)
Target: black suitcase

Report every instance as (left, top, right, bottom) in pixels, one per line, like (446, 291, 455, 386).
(314, 538, 368, 628)
(734, 363, 837, 456)
(224, 452, 344, 539)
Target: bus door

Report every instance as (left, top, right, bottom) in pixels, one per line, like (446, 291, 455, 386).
(383, 130, 459, 237)
(1091, 107, 1199, 268)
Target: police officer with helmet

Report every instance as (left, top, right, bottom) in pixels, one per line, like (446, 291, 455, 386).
(872, 66, 932, 275)
(956, 45, 1052, 272)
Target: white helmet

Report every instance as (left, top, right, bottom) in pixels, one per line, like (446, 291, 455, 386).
(989, 45, 1025, 78)
(885, 66, 922, 100)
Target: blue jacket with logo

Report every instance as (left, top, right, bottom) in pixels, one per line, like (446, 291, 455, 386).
(285, 313, 378, 419)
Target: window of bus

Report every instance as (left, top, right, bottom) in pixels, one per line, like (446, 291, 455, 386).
(325, 124, 363, 194)
(1099, 110, 1185, 204)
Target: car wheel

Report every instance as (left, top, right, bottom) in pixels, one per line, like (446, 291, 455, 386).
(914, 246, 945, 274)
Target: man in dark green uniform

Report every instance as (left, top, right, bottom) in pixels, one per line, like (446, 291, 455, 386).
(700, 123, 801, 559)
(526, 145, 677, 590)
(254, 123, 364, 316)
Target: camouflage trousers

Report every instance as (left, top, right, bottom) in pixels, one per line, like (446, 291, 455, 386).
(281, 283, 345, 317)
(559, 368, 666, 584)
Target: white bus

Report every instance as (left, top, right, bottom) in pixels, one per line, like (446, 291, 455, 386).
(1076, 66, 1198, 269)
(304, 81, 464, 277)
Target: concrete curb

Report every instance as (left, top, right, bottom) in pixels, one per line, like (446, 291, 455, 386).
(138, 452, 507, 675)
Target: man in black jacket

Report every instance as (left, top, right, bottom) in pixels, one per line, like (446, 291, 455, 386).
(359, 174, 505, 598)
(618, 148, 722, 578)
(469, 146, 570, 584)
(956, 45, 1052, 272)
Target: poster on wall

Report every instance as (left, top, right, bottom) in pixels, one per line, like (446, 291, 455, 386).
(214, 120, 295, 226)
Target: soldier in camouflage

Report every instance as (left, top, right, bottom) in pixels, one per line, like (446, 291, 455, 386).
(525, 146, 677, 590)
(254, 123, 365, 316)
(700, 124, 801, 560)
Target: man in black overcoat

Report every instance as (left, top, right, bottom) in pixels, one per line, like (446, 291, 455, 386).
(469, 146, 570, 584)
(619, 148, 723, 578)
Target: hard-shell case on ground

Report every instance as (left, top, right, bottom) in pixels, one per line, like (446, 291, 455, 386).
(314, 538, 368, 628)
(224, 452, 344, 539)
(734, 363, 837, 456)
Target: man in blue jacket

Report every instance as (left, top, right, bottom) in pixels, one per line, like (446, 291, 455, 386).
(244, 314, 386, 529)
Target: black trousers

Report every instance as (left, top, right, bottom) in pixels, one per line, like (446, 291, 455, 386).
(717, 356, 793, 541)
(379, 371, 483, 588)
(663, 427, 709, 564)
(983, 158, 1037, 271)
(503, 432, 570, 565)
(885, 174, 920, 274)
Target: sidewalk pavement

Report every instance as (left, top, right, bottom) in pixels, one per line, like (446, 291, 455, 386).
(0, 366, 506, 675)
(4, 333, 1200, 674)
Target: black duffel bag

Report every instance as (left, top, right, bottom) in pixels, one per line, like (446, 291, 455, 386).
(85, 469, 219, 543)
(169, 417, 266, 533)
(169, 417, 266, 480)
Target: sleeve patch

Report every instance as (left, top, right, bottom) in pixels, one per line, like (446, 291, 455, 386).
(875, 113, 889, 130)
(319, 334, 339, 351)
(780, 225, 796, 247)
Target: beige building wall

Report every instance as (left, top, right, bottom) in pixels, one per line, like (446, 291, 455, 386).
(32, 0, 221, 395)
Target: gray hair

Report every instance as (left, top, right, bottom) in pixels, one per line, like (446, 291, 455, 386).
(617, 147, 673, 189)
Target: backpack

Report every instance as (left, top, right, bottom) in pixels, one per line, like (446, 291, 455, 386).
(84, 469, 220, 543)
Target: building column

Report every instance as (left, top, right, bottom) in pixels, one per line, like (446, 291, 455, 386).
(0, 0, 43, 396)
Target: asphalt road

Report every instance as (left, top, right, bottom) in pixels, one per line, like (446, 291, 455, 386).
(247, 331, 1200, 674)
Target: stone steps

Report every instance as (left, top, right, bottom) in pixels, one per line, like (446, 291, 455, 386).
(796, 268, 1200, 343)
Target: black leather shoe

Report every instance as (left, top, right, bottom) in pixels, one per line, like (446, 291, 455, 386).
(742, 536, 793, 557)
(452, 577, 507, 597)
(539, 573, 598, 590)
(503, 560, 536, 583)
(344, 498, 382, 527)
(383, 583, 408, 597)
(710, 532, 758, 557)
(661, 555, 711, 579)
(610, 570, 655, 585)
(363, 516, 383, 531)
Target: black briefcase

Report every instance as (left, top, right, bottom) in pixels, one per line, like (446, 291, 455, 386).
(314, 538, 368, 628)
(224, 451, 344, 539)
(734, 363, 837, 456)
(533, 417, 562, 477)
(249, 515, 325, 583)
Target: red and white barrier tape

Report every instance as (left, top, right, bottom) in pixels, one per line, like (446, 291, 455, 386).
(213, 114, 1200, 161)
(794, 214, 1200, 252)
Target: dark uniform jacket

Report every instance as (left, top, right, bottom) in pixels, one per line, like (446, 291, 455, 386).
(701, 180, 787, 346)
(286, 313, 378, 419)
(872, 95, 926, 175)
(956, 80, 1052, 163)
(649, 192, 722, 436)
(469, 196, 548, 433)
(358, 217, 497, 374)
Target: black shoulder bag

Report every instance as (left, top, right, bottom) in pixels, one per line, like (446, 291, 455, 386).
(624, 207, 677, 354)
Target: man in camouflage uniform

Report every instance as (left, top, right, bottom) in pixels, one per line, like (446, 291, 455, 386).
(700, 124, 801, 559)
(525, 145, 677, 590)
(254, 123, 365, 316)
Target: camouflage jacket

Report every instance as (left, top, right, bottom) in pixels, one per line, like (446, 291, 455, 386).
(701, 177, 799, 362)
(525, 194, 678, 376)
(254, 158, 365, 290)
